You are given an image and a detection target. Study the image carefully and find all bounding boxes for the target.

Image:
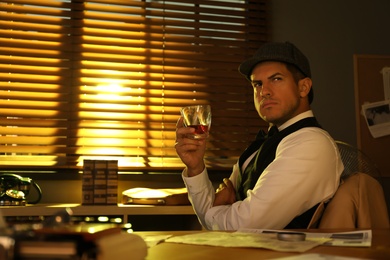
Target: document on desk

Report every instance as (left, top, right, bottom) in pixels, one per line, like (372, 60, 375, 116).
(240, 229, 372, 247)
(165, 231, 330, 253)
(312, 230, 371, 247)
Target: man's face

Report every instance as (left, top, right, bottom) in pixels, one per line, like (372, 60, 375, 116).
(250, 61, 310, 126)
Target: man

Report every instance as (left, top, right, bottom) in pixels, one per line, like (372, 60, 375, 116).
(175, 41, 344, 230)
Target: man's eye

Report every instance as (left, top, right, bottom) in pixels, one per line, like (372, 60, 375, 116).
(272, 77, 282, 81)
(253, 82, 262, 88)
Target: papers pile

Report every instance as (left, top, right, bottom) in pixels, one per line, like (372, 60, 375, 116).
(164, 229, 371, 253)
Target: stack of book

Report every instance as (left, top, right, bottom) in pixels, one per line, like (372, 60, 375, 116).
(82, 160, 118, 205)
(12, 223, 147, 259)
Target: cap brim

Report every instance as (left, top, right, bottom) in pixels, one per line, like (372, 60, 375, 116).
(239, 56, 296, 81)
(238, 57, 262, 81)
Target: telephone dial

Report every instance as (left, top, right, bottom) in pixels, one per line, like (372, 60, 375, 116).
(0, 173, 42, 206)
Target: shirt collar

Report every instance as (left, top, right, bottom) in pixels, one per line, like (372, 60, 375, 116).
(277, 110, 314, 131)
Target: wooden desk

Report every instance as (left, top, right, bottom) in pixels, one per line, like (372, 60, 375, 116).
(141, 229, 390, 260)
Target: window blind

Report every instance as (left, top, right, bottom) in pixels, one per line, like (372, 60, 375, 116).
(0, 0, 268, 172)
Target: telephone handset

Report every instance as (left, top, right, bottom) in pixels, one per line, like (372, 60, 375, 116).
(0, 173, 42, 206)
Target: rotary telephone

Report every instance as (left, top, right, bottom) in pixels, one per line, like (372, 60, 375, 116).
(0, 173, 42, 206)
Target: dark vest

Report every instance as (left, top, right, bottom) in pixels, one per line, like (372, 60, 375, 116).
(236, 117, 322, 229)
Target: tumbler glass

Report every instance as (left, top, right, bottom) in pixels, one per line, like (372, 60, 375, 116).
(180, 105, 212, 139)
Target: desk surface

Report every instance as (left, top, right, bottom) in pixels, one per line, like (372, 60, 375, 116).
(141, 229, 390, 260)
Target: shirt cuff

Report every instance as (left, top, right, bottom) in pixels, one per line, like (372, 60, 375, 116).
(182, 167, 211, 194)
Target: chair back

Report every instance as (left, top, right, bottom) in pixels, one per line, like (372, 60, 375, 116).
(335, 141, 381, 180)
(318, 172, 389, 228)
(307, 141, 389, 229)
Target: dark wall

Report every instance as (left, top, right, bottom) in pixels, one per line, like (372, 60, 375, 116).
(270, 0, 390, 145)
(270, 0, 390, 215)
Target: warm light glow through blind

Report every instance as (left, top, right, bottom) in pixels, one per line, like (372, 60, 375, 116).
(0, 0, 268, 172)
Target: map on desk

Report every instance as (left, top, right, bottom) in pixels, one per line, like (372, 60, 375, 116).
(165, 230, 372, 253)
(239, 229, 372, 247)
(165, 231, 329, 253)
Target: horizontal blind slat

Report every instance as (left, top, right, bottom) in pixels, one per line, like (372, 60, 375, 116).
(0, 0, 268, 170)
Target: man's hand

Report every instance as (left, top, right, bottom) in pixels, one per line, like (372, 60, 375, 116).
(213, 178, 236, 206)
(175, 117, 207, 176)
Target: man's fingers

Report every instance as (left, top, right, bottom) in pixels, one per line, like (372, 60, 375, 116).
(216, 179, 232, 193)
(223, 178, 234, 189)
(176, 117, 184, 128)
(216, 182, 226, 193)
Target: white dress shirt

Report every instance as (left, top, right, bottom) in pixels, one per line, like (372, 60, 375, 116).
(182, 110, 344, 230)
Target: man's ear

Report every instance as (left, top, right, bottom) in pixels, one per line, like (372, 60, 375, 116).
(299, 78, 312, 98)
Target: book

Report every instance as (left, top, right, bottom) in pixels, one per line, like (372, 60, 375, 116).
(14, 223, 126, 259)
(34, 223, 122, 241)
(95, 232, 147, 260)
(17, 240, 77, 259)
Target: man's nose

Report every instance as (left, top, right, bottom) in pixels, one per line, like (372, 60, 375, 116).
(260, 84, 271, 98)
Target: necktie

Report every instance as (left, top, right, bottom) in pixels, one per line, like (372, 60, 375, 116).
(267, 125, 279, 138)
(236, 125, 279, 200)
(255, 125, 279, 141)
